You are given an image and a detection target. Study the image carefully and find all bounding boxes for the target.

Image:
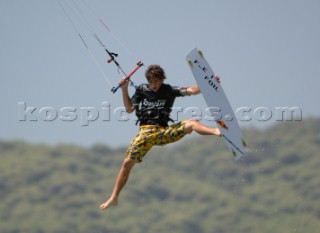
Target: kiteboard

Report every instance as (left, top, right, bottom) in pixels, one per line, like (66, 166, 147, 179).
(186, 48, 247, 160)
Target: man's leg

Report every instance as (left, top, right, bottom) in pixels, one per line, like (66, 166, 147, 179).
(100, 157, 136, 210)
(184, 119, 221, 136)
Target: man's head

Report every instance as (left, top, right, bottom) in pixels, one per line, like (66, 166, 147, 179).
(145, 65, 166, 92)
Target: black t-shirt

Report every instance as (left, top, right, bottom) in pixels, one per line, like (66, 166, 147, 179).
(131, 83, 188, 126)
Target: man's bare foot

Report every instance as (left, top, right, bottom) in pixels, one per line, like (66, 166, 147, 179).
(100, 197, 118, 210)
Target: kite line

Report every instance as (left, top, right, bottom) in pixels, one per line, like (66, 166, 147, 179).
(57, 0, 143, 93)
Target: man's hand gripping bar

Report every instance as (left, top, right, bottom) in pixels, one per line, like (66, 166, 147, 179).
(111, 61, 144, 93)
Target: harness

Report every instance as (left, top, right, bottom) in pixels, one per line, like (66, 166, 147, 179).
(134, 84, 176, 126)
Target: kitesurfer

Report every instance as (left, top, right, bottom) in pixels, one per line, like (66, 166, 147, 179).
(100, 64, 221, 210)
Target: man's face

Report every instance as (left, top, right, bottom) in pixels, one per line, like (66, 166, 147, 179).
(148, 77, 163, 92)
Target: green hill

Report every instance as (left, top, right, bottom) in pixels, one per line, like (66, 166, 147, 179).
(0, 118, 319, 233)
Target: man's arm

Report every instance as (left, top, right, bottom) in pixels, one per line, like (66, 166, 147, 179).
(120, 78, 135, 113)
(186, 75, 220, 96)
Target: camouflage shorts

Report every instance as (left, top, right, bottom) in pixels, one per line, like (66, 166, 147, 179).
(126, 120, 189, 163)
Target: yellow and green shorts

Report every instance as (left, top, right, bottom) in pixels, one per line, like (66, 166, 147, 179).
(126, 120, 190, 163)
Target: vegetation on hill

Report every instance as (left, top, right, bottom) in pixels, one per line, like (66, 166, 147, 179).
(0, 118, 319, 233)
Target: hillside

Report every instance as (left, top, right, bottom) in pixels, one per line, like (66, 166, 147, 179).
(0, 118, 319, 233)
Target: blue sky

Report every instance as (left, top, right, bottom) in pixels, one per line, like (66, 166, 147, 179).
(1, 0, 319, 148)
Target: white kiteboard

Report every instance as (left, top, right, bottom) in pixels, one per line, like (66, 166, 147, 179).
(186, 48, 247, 160)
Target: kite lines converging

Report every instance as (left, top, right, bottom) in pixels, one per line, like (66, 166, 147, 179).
(57, 0, 143, 93)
